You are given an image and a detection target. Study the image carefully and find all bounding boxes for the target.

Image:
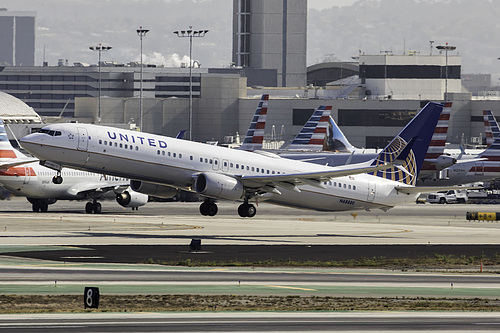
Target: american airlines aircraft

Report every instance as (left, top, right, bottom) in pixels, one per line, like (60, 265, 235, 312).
(0, 119, 149, 213)
(20, 102, 444, 217)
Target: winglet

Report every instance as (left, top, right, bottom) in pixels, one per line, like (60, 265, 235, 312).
(175, 130, 187, 139)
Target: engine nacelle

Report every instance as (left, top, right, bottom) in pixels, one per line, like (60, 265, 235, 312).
(194, 172, 244, 201)
(130, 180, 178, 199)
(433, 155, 457, 170)
(116, 190, 149, 208)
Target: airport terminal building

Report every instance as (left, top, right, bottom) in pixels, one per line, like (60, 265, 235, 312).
(1, 0, 499, 149)
(1, 52, 499, 149)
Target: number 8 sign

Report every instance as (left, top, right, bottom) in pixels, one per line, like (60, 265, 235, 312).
(84, 287, 100, 309)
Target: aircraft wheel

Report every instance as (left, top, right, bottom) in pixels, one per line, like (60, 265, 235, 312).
(207, 203, 218, 216)
(85, 202, 94, 214)
(199, 202, 209, 216)
(40, 202, 49, 213)
(32, 201, 41, 212)
(93, 202, 102, 214)
(246, 204, 256, 217)
(52, 175, 63, 184)
(238, 203, 256, 218)
(238, 204, 247, 217)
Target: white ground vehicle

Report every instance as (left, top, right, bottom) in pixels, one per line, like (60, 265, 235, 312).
(426, 190, 468, 204)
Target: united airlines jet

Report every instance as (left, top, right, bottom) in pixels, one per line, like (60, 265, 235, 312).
(0, 119, 148, 213)
(20, 102, 444, 217)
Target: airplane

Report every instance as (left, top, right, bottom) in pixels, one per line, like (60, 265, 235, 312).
(20, 102, 447, 217)
(0, 119, 149, 213)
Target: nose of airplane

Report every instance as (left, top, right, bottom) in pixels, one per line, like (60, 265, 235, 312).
(20, 133, 45, 157)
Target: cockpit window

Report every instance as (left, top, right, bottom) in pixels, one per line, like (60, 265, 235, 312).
(40, 129, 62, 136)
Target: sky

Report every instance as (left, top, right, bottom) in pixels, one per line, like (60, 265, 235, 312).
(1, 0, 499, 84)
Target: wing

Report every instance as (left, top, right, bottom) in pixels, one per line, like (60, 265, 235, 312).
(65, 182, 128, 197)
(0, 158, 38, 169)
(237, 160, 399, 194)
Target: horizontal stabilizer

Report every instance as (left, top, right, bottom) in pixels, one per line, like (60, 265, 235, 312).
(395, 185, 483, 194)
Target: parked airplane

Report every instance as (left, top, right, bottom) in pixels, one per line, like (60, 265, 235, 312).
(0, 119, 149, 213)
(20, 102, 446, 217)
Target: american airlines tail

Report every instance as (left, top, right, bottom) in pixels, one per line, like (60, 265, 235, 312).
(239, 94, 269, 151)
(287, 106, 331, 151)
(369, 102, 444, 185)
(484, 110, 500, 147)
(0, 119, 28, 160)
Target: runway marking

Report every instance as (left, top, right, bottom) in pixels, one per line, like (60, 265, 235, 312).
(265, 285, 316, 291)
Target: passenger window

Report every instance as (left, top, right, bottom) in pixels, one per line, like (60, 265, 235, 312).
(119, 143, 123, 148)
(348, 185, 351, 189)
(179, 154, 182, 158)
(114, 142, 117, 147)
(99, 139, 102, 144)
(135, 146, 139, 151)
(173, 153, 176, 158)
(157, 150, 160, 155)
(190, 156, 193, 160)
(200, 158, 203, 162)
(162, 151, 165, 155)
(109, 142, 112, 146)
(353, 185, 356, 190)
(124, 144, 128, 149)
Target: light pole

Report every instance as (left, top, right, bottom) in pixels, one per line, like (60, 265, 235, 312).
(173, 27, 209, 141)
(137, 27, 149, 131)
(89, 44, 112, 123)
(436, 43, 456, 101)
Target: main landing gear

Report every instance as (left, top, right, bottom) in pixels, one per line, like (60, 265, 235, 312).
(85, 200, 102, 214)
(238, 199, 256, 218)
(199, 198, 256, 218)
(199, 199, 218, 216)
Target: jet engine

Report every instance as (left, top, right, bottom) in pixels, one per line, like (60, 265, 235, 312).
(116, 190, 149, 208)
(194, 172, 244, 201)
(433, 155, 457, 170)
(130, 180, 178, 199)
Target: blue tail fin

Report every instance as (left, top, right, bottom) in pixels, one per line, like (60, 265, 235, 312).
(368, 102, 443, 185)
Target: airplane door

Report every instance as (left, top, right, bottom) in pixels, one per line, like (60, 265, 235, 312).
(474, 161, 484, 175)
(367, 182, 376, 202)
(23, 166, 30, 184)
(212, 158, 220, 171)
(77, 127, 89, 151)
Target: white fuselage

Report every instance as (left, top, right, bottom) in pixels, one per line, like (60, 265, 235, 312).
(20, 124, 418, 212)
(0, 161, 126, 200)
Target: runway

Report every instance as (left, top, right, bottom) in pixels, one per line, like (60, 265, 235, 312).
(0, 312, 500, 332)
(1, 197, 500, 331)
(1, 198, 500, 246)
